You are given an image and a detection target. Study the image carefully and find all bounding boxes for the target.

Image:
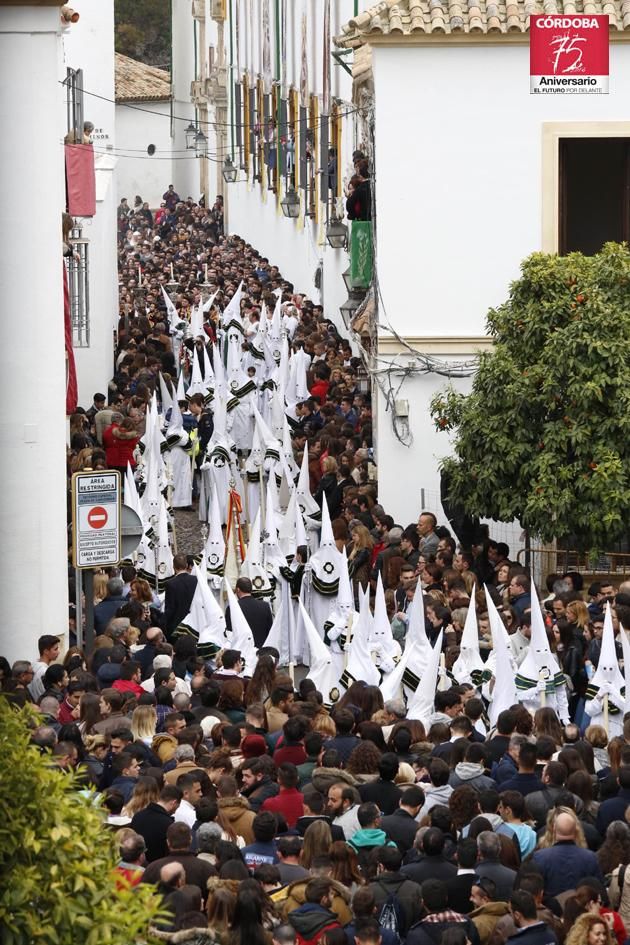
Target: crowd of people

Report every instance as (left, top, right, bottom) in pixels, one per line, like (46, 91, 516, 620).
(6, 185, 630, 944)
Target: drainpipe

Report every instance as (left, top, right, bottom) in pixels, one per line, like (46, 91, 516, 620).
(275, 0, 281, 189)
(229, 0, 235, 161)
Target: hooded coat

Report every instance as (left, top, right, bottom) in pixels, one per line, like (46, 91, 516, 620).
(280, 878, 352, 926)
(217, 796, 256, 845)
(449, 762, 496, 792)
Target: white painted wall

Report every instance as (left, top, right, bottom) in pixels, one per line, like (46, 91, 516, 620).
(63, 0, 119, 404)
(0, 5, 69, 663)
(116, 101, 174, 208)
(172, 0, 201, 199)
(372, 42, 630, 339)
(371, 42, 630, 540)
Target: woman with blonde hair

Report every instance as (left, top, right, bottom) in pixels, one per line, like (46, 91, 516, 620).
(585, 725, 610, 772)
(348, 524, 373, 598)
(122, 775, 160, 818)
(130, 704, 157, 744)
(312, 714, 336, 738)
(301, 819, 332, 869)
(566, 599, 591, 632)
(564, 913, 612, 945)
(92, 572, 109, 605)
(538, 806, 587, 850)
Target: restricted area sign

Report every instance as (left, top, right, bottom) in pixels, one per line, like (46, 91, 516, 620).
(72, 471, 121, 568)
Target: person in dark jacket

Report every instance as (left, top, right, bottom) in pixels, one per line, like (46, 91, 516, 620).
(401, 827, 457, 887)
(226, 577, 273, 649)
(130, 784, 181, 861)
(241, 757, 281, 812)
(288, 878, 341, 945)
(596, 766, 630, 835)
(141, 822, 216, 897)
(368, 846, 423, 936)
(500, 743, 544, 798)
(474, 831, 517, 902)
(94, 577, 127, 634)
(446, 838, 479, 914)
(325, 710, 360, 766)
(379, 786, 424, 855)
(164, 556, 197, 636)
(531, 811, 604, 896)
(358, 753, 403, 815)
(506, 890, 559, 945)
(406, 878, 480, 945)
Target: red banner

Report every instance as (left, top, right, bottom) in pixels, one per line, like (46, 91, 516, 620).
(530, 14, 609, 94)
(63, 264, 78, 415)
(65, 143, 96, 216)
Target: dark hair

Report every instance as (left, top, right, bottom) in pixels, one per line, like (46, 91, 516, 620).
(421, 879, 448, 912)
(510, 890, 538, 920)
(252, 811, 278, 843)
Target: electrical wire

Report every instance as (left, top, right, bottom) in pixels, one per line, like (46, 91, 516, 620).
(62, 79, 365, 132)
(348, 102, 478, 448)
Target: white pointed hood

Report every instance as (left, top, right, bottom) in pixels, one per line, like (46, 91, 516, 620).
(264, 479, 286, 577)
(381, 586, 432, 702)
(177, 564, 227, 658)
(592, 602, 625, 692)
(176, 370, 187, 402)
(221, 281, 244, 333)
(262, 601, 285, 654)
(204, 486, 225, 580)
(309, 495, 343, 594)
(241, 511, 273, 597)
(488, 612, 517, 727)
(189, 301, 204, 340)
(124, 461, 144, 524)
(224, 579, 258, 673)
(202, 288, 219, 314)
(344, 588, 380, 687)
(253, 406, 281, 462)
(336, 548, 354, 614)
(619, 624, 630, 716)
(160, 284, 180, 333)
(166, 397, 185, 437)
(278, 488, 298, 558)
(369, 572, 398, 654)
(187, 346, 209, 397)
(452, 586, 485, 684)
(154, 495, 174, 589)
(300, 599, 341, 707)
(406, 630, 444, 725)
(159, 372, 174, 415)
(518, 579, 561, 681)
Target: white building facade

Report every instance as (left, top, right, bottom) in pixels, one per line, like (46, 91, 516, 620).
(337, 0, 630, 539)
(173, 0, 365, 332)
(63, 0, 119, 404)
(115, 53, 173, 209)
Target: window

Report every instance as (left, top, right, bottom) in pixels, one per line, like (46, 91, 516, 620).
(64, 67, 84, 142)
(66, 225, 90, 347)
(559, 137, 630, 255)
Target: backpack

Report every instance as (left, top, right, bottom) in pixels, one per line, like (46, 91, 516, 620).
(378, 889, 405, 945)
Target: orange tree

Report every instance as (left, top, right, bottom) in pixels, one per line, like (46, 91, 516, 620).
(431, 243, 630, 549)
(0, 700, 163, 945)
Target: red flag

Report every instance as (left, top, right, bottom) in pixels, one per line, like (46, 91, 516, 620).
(65, 143, 96, 217)
(63, 264, 78, 415)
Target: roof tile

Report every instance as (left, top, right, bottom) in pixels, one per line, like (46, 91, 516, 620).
(115, 53, 171, 103)
(336, 0, 630, 41)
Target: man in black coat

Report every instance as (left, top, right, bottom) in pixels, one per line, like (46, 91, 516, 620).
(226, 577, 273, 649)
(358, 753, 403, 815)
(379, 786, 424, 855)
(401, 828, 457, 887)
(164, 555, 197, 636)
(130, 784, 181, 861)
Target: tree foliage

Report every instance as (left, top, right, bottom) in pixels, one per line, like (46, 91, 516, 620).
(115, 0, 171, 68)
(0, 701, 162, 945)
(430, 243, 630, 549)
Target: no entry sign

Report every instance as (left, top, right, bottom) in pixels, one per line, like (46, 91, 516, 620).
(72, 471, 121, 568)
(530, 15, 609, 94)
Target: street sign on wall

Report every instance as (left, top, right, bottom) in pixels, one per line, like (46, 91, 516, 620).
(72, 471, 121, 568)
(530, 15, 609, 94)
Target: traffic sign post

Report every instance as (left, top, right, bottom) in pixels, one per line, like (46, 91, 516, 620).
(72, 471, 122, 569)
(72, 471, 122, 655)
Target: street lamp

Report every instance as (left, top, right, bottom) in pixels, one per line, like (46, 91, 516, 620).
(280, 188, 300, 219)
(339, 292, 363, 328)
(326, 217, 348, 249)
(342, 266, 352, 293)
(222, 157, 238, 183)
(185, 122, 197, 150)
(194, 129, 208, 158)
